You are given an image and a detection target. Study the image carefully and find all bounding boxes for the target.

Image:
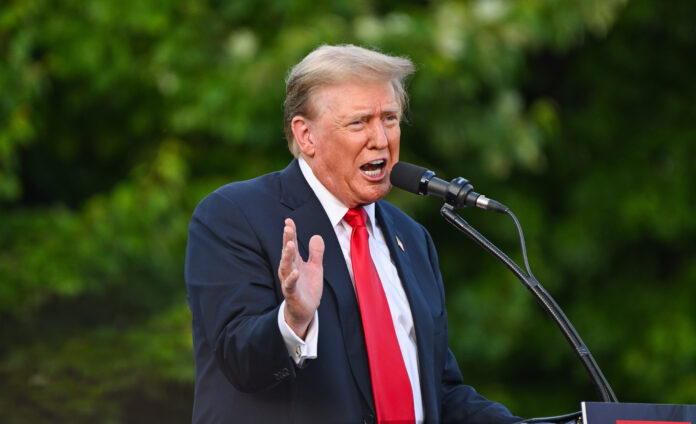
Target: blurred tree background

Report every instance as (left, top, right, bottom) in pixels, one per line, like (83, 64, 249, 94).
(1, 0, 695, 422)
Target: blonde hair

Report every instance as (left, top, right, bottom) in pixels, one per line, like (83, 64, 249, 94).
(283, 44, 415, 157)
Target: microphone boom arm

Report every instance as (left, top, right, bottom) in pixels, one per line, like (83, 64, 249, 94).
(440, 204, 618, 404)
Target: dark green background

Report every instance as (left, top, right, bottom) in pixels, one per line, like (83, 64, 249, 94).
(2, 0, 695, 422)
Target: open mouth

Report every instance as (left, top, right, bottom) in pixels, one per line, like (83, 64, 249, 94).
(360, 159, 386, 178)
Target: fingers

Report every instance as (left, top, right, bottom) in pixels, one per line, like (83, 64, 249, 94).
(278, 219, 297, 281)
(307, 235, 325, 266)
(282, 218, 296, 248)
(278, 218, 324, 281)
(282, 268, 299, 293)
(278, 238, 295, 280)
(290, 219, 298, 249)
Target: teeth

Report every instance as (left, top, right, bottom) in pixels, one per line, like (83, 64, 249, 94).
(361, 159, 385, 177)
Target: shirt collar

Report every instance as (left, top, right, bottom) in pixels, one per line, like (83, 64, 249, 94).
(298, 156, 377, 231)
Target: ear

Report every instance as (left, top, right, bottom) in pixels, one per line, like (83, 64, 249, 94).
(291, 115, 316, 157)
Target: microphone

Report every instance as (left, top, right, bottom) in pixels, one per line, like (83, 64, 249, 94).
(389, 161, 509, 213)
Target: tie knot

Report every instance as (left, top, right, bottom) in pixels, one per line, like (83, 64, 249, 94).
(343, 207, 367, 228)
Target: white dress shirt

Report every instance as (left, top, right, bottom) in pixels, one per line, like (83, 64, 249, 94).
(278, 157, 423, 422)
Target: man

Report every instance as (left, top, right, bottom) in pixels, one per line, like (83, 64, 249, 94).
(185, 44, 523, 423)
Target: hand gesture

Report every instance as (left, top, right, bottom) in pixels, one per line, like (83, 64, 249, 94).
(277, 218, 324, 339)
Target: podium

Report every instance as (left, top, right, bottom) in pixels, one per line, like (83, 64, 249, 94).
(582, 401, 696, 423)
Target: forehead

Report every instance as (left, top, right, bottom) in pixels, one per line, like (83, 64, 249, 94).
(311, 81, 401, 117)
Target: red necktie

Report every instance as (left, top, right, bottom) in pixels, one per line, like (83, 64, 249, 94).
(343, 207, 415, 424)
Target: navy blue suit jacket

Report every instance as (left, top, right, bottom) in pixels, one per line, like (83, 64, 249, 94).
(185, 159, 522, 423)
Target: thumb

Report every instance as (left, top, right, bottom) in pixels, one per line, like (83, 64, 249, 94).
(307, 235, 325, 266)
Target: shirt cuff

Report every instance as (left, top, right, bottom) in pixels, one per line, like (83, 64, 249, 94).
(277, 300, 319, 366)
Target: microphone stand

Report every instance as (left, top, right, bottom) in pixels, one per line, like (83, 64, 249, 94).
(440, 204, 618, 404)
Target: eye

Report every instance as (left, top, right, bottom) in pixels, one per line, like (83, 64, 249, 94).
(348, 120, 365, 129)
(384, 114, 400, 125)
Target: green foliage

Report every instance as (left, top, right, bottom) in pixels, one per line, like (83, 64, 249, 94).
(2, 0, 695, 422)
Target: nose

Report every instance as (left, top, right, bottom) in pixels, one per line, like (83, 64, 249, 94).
(368, 120, 389, 150)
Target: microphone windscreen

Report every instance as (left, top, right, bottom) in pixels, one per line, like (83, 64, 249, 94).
(390, 161, 428, 194)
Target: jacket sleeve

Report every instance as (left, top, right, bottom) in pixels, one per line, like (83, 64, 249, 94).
(440, 349, 522, 424)
(185, 190, 296, 393)
(422, 227, 523, 424)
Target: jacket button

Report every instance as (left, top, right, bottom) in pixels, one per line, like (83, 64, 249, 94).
(273, 367, 290, 380)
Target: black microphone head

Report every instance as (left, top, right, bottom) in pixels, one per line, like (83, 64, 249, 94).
(390, 161, 429, 194)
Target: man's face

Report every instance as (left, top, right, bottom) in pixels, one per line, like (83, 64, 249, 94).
(300, 81, 401, 208)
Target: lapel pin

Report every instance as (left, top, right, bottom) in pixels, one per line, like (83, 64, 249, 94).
(395, 235, 405, 252)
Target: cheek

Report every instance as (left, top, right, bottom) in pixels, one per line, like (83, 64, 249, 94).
(388, 129, 400, 155)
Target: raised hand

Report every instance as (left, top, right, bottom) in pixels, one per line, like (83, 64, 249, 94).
(277, 218, 325, 339)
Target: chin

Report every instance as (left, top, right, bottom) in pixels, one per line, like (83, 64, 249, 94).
(358, 185, 390, 205)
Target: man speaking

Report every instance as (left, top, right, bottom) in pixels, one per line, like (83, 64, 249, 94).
(185, 44, 523, 423)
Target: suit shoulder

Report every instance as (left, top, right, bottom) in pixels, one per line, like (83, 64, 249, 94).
(213, 170, 282, 202)
(377, 200, 428, 234)
(193, 170, 283, 213)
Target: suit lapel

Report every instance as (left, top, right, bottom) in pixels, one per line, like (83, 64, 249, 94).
(279, 160, 374, 410)
(376, 202, 438, 423)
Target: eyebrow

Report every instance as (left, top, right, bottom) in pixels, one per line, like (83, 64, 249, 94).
(344, 107, 401, 122)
